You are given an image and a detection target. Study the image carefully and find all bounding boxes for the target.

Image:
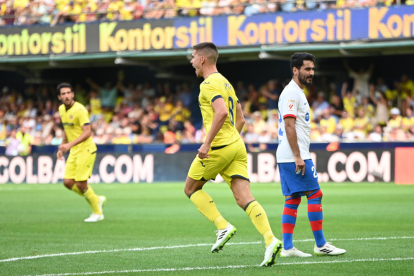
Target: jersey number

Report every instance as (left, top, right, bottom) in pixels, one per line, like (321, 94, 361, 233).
(311, 166, 318, 178)
(228, 97, 234, 126)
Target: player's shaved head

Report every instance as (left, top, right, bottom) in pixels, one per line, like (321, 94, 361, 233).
(193, 42, 219, 64)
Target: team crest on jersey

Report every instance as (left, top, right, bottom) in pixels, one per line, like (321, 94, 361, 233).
(69, 115, 73, 120)
(305, 112, 310, 122)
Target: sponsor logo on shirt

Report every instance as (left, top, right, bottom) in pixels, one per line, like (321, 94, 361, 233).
(305, 112, 310, 122)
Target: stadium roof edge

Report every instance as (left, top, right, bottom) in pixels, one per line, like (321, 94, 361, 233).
(1, 40, 414, 64)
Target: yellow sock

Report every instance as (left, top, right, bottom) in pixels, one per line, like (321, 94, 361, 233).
(245, 200, 275, 246)
(71, 184, 83, 196)
(83, 186, 101, 215)
(190, 190, 228, 230)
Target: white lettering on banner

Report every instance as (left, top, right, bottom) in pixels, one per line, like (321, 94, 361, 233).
(38, 156, 53, 183)
(115, 155, 133, 183)
(327, 152, 347, 182)
(346, 152, 368, 182)
(9, 156, 26, 184)
(99, 155, 116, 183)
(26, 156, 37, 183)
(133, 155, 154, 183)
(258, 153, 275, 183)
(0, 157, 9, 184)
(368, 151, 391, 182)
(53, 159, 66, 183)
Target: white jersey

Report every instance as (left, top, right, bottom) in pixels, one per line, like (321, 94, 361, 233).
(276, 80, 311, 163)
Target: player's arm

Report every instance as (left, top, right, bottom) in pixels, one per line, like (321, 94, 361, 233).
(58, 124, 92, 154)
(198, 97, 228, 159)
(284, 117, 305, 175)
(235, 102, 245, 134)
(57, 131, 67, 160)
(86, 78, 101, 92)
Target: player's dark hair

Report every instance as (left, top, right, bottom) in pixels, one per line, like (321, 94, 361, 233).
(290, 52, 316, 75)
(56, 83, 73, 95)
(193, 42, 219, 62)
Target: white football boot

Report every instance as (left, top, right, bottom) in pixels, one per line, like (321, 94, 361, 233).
(281, 247, 312, 257)
(260, 237, 283, 267)
(211, 222, 237, 253)
(314, 242, 346, 256)
(84, 196, 106, 222)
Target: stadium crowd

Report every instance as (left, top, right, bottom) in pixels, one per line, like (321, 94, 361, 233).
(0, 0, 412, 26)
(1, 65, 414, 155)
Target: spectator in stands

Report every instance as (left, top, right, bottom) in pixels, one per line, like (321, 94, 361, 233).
(353, 109, 370, 139)
(320, 108, 336, 134)
(344, 60, 374, 100)
(5, 129, 20, 156)
(369, 125, 383, 142)
(252, 111, 266, 134)
(402, 106, 414, 132)
(86, 77, 118, 122)
(341, 82, 357, 118)
(52, 0, 82, 25)
(16, 126, 32, 155)
(396, 74, 414, 116)
(243, 123, 259, 143)
(51, 128, 63, 145)
(200, 0, 218, 16)
(375, 77, 388, 93)
(369, 85, 388, 126)
(388, 107, 402, 129)
(262, 79, 281, 111)
(312, 92, 330, 113)
(78, 2, 98, 22)
(32, 0, 50, 24)
(89, 89, 103, 122)
(330, 94, 344, 119)
(145, 0, 166, 19)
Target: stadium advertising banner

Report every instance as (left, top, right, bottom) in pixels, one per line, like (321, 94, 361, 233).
(1, 6, 414, 56)
(0, 149, 395, 184)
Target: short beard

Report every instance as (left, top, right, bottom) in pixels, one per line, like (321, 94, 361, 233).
(298, 72, 313, 86)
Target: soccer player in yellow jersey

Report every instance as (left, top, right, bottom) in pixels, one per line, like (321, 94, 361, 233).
(185, 43, 282, 267)
(56, 83, 106, 222)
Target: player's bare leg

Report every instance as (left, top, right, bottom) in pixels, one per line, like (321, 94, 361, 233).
(185, 176, 236, 252)
(63, 178, 106, 222)
(231, 177, 282, 266)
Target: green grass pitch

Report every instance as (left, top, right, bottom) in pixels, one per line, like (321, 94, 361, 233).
(1, 183, 413, 276)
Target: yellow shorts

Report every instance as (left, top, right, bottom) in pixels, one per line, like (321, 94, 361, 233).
(64, 152, 96, 182)
(188, 138, 249, 186)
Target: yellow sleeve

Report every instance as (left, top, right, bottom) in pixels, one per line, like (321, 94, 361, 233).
(78, 107, 90, 126)
(201, 81, 222, 103)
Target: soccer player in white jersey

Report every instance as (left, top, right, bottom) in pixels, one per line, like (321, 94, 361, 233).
(277, 53, 346, 257)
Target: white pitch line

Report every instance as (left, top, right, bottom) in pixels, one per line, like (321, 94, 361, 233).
(26, 257, 414, 276)
(2, 236, 413, 263)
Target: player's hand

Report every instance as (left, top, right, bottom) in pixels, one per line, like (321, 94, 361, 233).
(58, 143, 71, 154)
(294, 155, 305, 176)
(198, 143, 211, 159)
(57, 150, 63, 160)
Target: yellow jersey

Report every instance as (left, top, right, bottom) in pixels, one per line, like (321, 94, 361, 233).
(59, 102, 97, 156)
(320, 116, 336, 134)
(199, 73, 240, 147)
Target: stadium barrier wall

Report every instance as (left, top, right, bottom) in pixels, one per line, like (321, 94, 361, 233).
(1, 6, 414, 56)
(0, 148, 402, 184)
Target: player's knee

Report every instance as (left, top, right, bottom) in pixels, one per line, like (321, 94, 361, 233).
(63, 179, 74, 190)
